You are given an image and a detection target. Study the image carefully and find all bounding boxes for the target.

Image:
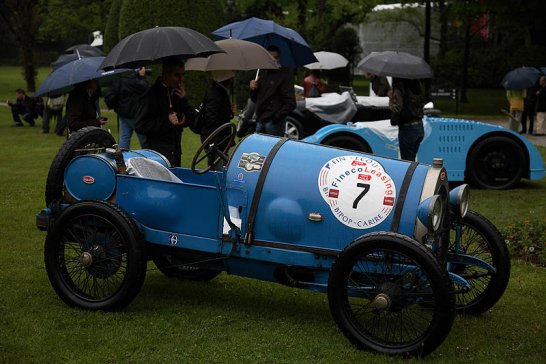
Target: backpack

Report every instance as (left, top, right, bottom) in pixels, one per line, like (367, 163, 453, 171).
(390, 86, 422, 126)
(103, 87, 118, 110)
(47, 95, 65, 111)
(189, 102, 205, 134)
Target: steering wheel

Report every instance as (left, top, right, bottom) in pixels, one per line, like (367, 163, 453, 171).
(191, 123, 236, 174)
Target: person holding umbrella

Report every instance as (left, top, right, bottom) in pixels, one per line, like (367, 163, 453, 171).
(388, 78, 426, 161)
(249, 46, 296, 137)
(196, 70, 237, 170)
(135, 57, 196, 167)
(65, 79, 107, 133)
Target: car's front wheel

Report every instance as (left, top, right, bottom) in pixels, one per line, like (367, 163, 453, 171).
(328, 232, 455, 357)
(449, 210, 510, 315)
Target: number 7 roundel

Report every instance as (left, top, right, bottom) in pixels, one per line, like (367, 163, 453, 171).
(318, 155, 397, 229)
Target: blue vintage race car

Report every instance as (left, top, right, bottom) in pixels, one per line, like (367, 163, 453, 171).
(304, 116, 545, 189)
(36, 125, 510, 357)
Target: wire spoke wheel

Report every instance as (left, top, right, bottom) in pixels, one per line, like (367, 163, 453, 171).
(449, 210, 510, 314)
(328, 232, 454, 357)
(45, 201, 146, 310)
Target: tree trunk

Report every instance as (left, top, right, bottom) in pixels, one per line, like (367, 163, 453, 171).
(460, 24, 471, 103)
(438, 0, 448, 56)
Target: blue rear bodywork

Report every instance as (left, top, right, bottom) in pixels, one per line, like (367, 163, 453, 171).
(304, 116, 545, 183)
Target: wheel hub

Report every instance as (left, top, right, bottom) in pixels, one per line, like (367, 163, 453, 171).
(80, 252, 93, 267)
(371, 293, 391, 311)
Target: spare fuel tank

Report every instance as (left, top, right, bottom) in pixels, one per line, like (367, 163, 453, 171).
(64, 149, 170, 201)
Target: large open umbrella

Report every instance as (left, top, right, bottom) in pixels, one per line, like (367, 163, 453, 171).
(357, 51, 433, 79)
(184, 38, 278, 71)
(501, 66, 542, 90)
(51, 45, 105, 71)
(212, 17, 317, 68)
(304, 51, 348, 70)
(101, 26, 224, 70)
(36, 57, 132, 97)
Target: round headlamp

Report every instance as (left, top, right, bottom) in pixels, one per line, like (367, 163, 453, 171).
(449, 184, 469, 218)
(417, 195, 444, 232)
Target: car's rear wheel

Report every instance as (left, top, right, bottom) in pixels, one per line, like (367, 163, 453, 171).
(449, 210, 510, 315)
(44, 201, 146, 311)
(45, 127, 116, 206)
(328, 232, 455, 357)
(321, 134, 372, 153)
(284, 116, 303, 140)
(467, 136, 526, 189)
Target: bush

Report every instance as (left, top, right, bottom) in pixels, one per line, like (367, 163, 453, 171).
(501, 218, 546, 267)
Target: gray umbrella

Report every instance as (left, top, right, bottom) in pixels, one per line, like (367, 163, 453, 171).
(101, 26, 224, 70)
(184, 38, 278, 71)
(357, 51, 433, 79)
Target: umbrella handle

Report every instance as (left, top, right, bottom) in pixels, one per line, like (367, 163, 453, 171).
(255, 69, 260, 81)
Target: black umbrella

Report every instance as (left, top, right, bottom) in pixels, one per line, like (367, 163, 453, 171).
(357, 51, 433, 79)
(101, 26, 224, 70)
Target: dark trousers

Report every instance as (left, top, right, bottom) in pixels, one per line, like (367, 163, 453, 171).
(42, 107, 63, 132)
(11, 106, 35, 126)
(521, 108, 535, 134)
(398, 122, 424, 161)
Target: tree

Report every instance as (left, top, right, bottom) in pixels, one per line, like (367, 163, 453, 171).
(0, 0, 45, 92)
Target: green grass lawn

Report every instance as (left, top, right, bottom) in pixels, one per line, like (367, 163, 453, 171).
(0, 66, 545, 362)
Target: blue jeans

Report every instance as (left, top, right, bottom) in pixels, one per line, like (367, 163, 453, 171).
(119, 116, 145, 149)
(398, 122, 424, 161)
(256, 118, 285, 137)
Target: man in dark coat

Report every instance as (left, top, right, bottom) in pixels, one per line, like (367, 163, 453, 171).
(135, 57, 196, 167)
(199, 70, 236, 170)
(65, 80, 106, 133)
(249, 46, 295, 137)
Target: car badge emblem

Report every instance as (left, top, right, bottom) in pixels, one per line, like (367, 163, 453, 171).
(83, 176, 95, 184)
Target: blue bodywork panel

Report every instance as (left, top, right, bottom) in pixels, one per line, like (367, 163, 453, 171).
(304, 116, 545, 183)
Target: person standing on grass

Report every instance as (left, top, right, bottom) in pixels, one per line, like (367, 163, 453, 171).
(506, 88, 526, 132)
(65, 80, 107, 133)
(535, 75, 546, 136)
(249, 45, 296, 137)
(135, 57, 196, 167)
(105, 67, 149, 149)
(388, 78, 425, 161)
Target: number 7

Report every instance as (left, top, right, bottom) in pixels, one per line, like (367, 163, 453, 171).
(353, 183, 370, 209)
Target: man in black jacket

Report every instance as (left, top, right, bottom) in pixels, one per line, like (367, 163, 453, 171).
(107, 67, 149, 149)
(199, 69, 236, 170)
(249, 46, 295, 137)
(135, 57, 196, 167)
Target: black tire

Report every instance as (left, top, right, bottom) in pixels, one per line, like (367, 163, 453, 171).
(449, 210, 510, 315)
(152, 252, 221, 281)
(44, 201, 146, 311)
(467, 136, 526, 189)
(45, 127, 116, 206)
(328, 232, 455, 357)
(284, 116, 303, 140)
(321, 134, 372, 153)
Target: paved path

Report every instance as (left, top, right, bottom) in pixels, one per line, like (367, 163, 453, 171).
(479, 118, 546, 147)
